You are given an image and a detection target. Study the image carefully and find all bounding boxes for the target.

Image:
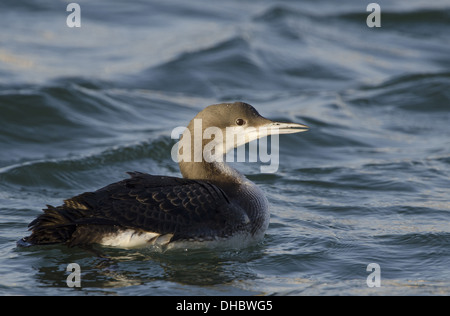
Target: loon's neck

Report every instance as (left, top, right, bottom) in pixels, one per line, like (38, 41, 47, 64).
(177, 125, 247, 188)
(179, 160, 246, 188)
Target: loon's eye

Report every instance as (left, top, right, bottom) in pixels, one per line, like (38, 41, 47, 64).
(235, 118, 246, 126)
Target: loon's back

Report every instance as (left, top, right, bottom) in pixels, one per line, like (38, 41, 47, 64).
(22, 171, 267, 248)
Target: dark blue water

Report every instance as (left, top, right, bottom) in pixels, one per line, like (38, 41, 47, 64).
(1, 0, 449, 295)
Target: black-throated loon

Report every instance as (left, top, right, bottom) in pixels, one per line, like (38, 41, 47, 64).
(20, 102, 308, 249)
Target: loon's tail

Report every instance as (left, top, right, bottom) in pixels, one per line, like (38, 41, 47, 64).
(20, 205, 77, 246)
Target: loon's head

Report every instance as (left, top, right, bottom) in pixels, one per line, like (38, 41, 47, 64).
(177, 102, 308, 179)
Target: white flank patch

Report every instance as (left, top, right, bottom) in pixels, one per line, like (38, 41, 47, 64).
(98, 228, 266, 250)
(100, 229, 173, 248)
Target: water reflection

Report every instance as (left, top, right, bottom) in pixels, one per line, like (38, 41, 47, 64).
(27, 243, 266, 293)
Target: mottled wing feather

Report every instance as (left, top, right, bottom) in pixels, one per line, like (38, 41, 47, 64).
(61, 172, 238, 241)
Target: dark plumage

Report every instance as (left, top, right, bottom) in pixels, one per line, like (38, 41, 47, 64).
(21, 102, 308, 249)
(24, 172, 249, 247)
